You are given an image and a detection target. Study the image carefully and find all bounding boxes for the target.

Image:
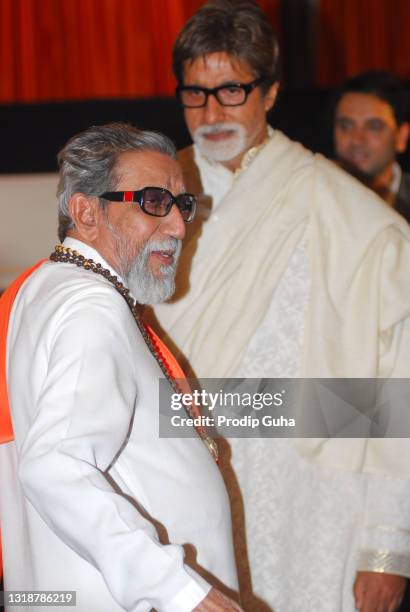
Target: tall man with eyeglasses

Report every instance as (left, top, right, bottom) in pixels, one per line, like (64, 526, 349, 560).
(152, 2, 410, 611)
(0, 123, 243, 612)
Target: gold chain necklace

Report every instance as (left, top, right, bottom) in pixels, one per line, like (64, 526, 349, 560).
(50, 245, 218, 462)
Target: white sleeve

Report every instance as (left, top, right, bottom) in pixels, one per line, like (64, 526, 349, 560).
(358, 229, 410, 577)
(358, 473, 410, 577)
(17, 290, 210, 611)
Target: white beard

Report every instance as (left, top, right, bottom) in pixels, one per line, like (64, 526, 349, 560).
(193, 122, 247, 162)
(106, 219, 182, 304)
(125, 238, 181, 304)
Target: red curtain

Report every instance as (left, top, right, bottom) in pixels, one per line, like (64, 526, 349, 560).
(1, 0, 409, 102)
(316, 0, 410, 86)
(0, 0, 279, 104)
(0, 0, 199, 103)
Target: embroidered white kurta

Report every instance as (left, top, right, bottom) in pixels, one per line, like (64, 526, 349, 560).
(230, 236, 410, 611)
(0, 238, 238, 612)
(153, 133, 410, 611)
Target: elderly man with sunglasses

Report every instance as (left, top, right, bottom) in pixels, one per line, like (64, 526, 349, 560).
(0, 123, 242, 612)
(152, 2, 410, 612)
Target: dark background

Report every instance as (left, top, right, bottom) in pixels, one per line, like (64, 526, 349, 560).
(1, 85, 409, 175)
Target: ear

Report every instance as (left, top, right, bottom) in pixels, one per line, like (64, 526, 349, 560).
(263, 81, 280, 113)
(396, 122, 410, 154)
(68, 193, 102, 242)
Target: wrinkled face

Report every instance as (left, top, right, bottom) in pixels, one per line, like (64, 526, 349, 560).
(182, 52, 278, 170)
(97, 150, 186, 304)
(334, 92, 408, 179)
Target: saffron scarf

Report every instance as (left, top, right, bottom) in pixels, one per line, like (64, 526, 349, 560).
(0, 260, 46, 579)
(0, 261, 47, 444)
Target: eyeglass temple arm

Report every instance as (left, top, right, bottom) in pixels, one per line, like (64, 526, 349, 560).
(99, 191, 141, 202)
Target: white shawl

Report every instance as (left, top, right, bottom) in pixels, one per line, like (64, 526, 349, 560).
(154, 130, 410, 477)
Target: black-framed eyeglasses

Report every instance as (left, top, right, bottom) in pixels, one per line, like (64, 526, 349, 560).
(99, 187, 197, 223)
(176, 77, 266, 108)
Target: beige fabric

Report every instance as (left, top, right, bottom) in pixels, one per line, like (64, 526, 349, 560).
(157, 132, 310, 369)
(0, 173, 58, 289)
(154, 130, 410, 477)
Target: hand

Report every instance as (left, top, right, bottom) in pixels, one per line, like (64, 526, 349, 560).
(194, 587, 244, 611)
(353, 571, 407, 612)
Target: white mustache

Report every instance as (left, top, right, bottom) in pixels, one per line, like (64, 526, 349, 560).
(195, 122, 242, 137)
(143, 238, 181, 259)
(193, 122, 247, 162)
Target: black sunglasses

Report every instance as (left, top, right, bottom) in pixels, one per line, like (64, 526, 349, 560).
(99, 187, 197, 223)
(176, 77, 266, 108)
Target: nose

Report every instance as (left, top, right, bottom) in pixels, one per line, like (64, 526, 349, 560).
(160, 204, 186, 240)
(203, 92, 226, 125)
(349, 126, 367, 145)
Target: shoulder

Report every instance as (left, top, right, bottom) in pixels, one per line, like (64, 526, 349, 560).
(312, 154, 410, 235)
(17, 260, 132, 327)
(266, 135, 405, 231)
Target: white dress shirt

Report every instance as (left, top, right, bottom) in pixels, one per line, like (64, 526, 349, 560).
(0, 238, 237, 612)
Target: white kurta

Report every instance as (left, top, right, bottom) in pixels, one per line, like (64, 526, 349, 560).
(231, 236, 410, 611)
(0, 238, 238, 612)
(153, 134, 410, 611)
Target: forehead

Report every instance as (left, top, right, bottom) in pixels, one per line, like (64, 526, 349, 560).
(336, 92, 397, 125)
(114, 150, 183, 189)
(183, 51, 255, 87)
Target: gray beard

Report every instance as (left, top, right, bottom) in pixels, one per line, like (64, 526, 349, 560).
(125, 238, 181, 305)
(106, 220, 181, 304)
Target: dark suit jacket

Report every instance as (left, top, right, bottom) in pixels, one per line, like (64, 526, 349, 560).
(395, 172, 410, 223)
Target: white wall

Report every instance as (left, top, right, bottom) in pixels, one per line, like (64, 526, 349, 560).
(0, 173, 59, 289)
